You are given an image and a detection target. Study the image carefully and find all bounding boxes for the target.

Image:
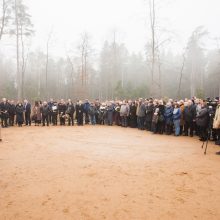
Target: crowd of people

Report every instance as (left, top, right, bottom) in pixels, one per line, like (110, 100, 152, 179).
(0, 97, 220, 145)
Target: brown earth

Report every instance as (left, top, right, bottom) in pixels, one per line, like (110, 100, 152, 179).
(0, 125, 220, 220)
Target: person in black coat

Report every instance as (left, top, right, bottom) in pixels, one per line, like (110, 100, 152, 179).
(41, 101, 50, 126)
(66, 99, 75, 126)
(0, 98, 9, 128)
(145, 100, 154, 131)
(48, 98, 54, 124)
(157, 100, 165, 134)
(24, 99, 31, 126)
(51, 101, 58, 126)
(95, 100, 101, 124)
(8, 100, 16, 126)
(129, 101, 137, 128)
(16, 102, 24, 127)
(196, 102, 209, 141)
(76, 100, 84, 125)
(183, 100, 196, 137)
(58, 99, 67, 126)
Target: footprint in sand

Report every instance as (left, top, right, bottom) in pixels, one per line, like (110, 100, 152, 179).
(63, 208, 69, 213)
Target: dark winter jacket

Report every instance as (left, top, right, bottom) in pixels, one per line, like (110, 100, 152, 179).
(83, 102, 90, 113)
(66, 103, 75, 115)
(164, 106, 173, 124)
(24, 103, 31, 114)
(173, 108, 181, 121)
(16, 104, 24, 123)
(183, 106, 196, 122)
(76, 104, 84, 119)
(58, 103, 67, 115)
(0, 102, 9, 115)
(41, 105, 50, 116)
(137, 103, 145, 117)
(196, 107, 209, 128)
(8, 104, 16, 115)
(88, 105, 97, 116)
(145, 103, 154, 122)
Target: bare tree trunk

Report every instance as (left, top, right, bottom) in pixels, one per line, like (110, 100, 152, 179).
(177, 54, 186, 98)
(45, 31, 52, 100)
(15, 0, 21, 100)
(149, 0, 156, 96)
(20, 26, 29, 100)
(157, 52, 162, 97)
(0, 0, 7, 41)
(67, 55, 74, 99)
(191, 60, 195, 97)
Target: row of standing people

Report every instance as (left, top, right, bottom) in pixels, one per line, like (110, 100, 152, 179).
(1, 97, 220, 144)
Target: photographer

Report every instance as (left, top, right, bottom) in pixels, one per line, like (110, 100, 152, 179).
(196, 102, 209, 141)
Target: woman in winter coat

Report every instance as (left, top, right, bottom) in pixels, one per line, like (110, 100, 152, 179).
(213, 103, 220, 145)
(32, 101, 42, 126)
(157, 100, 165, 134)
(16, 102, 24, 127)
(213, 104, 220, 130)
(106, 102, 114, 126)
(173, 103, 181, 136)
(164, 102, 174, 135)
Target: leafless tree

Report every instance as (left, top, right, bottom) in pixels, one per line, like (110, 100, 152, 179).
(13, 0, 33, 100)
(45, 29, 53, 99)
(0, 0, 11, 41)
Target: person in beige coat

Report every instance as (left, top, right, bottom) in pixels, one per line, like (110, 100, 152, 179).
(213, 104, 220, 129)
(213, 102, 220, 145)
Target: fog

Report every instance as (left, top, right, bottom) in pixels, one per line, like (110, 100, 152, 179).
(0, 0, 220, 100)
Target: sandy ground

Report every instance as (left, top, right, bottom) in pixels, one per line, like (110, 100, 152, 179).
(0, 126, 220, 220)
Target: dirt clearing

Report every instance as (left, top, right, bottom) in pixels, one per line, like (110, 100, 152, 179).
(0, 126, 220, 220)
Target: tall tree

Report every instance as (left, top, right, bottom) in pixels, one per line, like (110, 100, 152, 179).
(0, 0, 12, 41)
(13, 0, 33, 100)
(186, 26, 207, 97)
(45, 29, 52, 100)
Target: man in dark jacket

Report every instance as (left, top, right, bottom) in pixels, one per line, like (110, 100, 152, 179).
(164, 102, 173, 135)
(196, 102, 209, 141)
(58, 99, 67, 126)
(66, 99, 75, 126)
(0, 98, 9, 128)
(88, 102, 97, 125)
(48, 98, 54, 124)
(41, 101, 50, 126)
(145, 100, 154, 131)
(76, 100, 84, 125)
(137, 98, 146, 130)
(83, 99, 90, 124)
(8, 100, 16, 126)
(24, 99, 31, 126)
(183, 100, 196, 137)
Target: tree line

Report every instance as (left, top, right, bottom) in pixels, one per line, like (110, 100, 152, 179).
(0, 0, 220, 102)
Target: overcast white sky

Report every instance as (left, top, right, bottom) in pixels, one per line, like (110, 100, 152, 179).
(2, 0, 220, 57)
